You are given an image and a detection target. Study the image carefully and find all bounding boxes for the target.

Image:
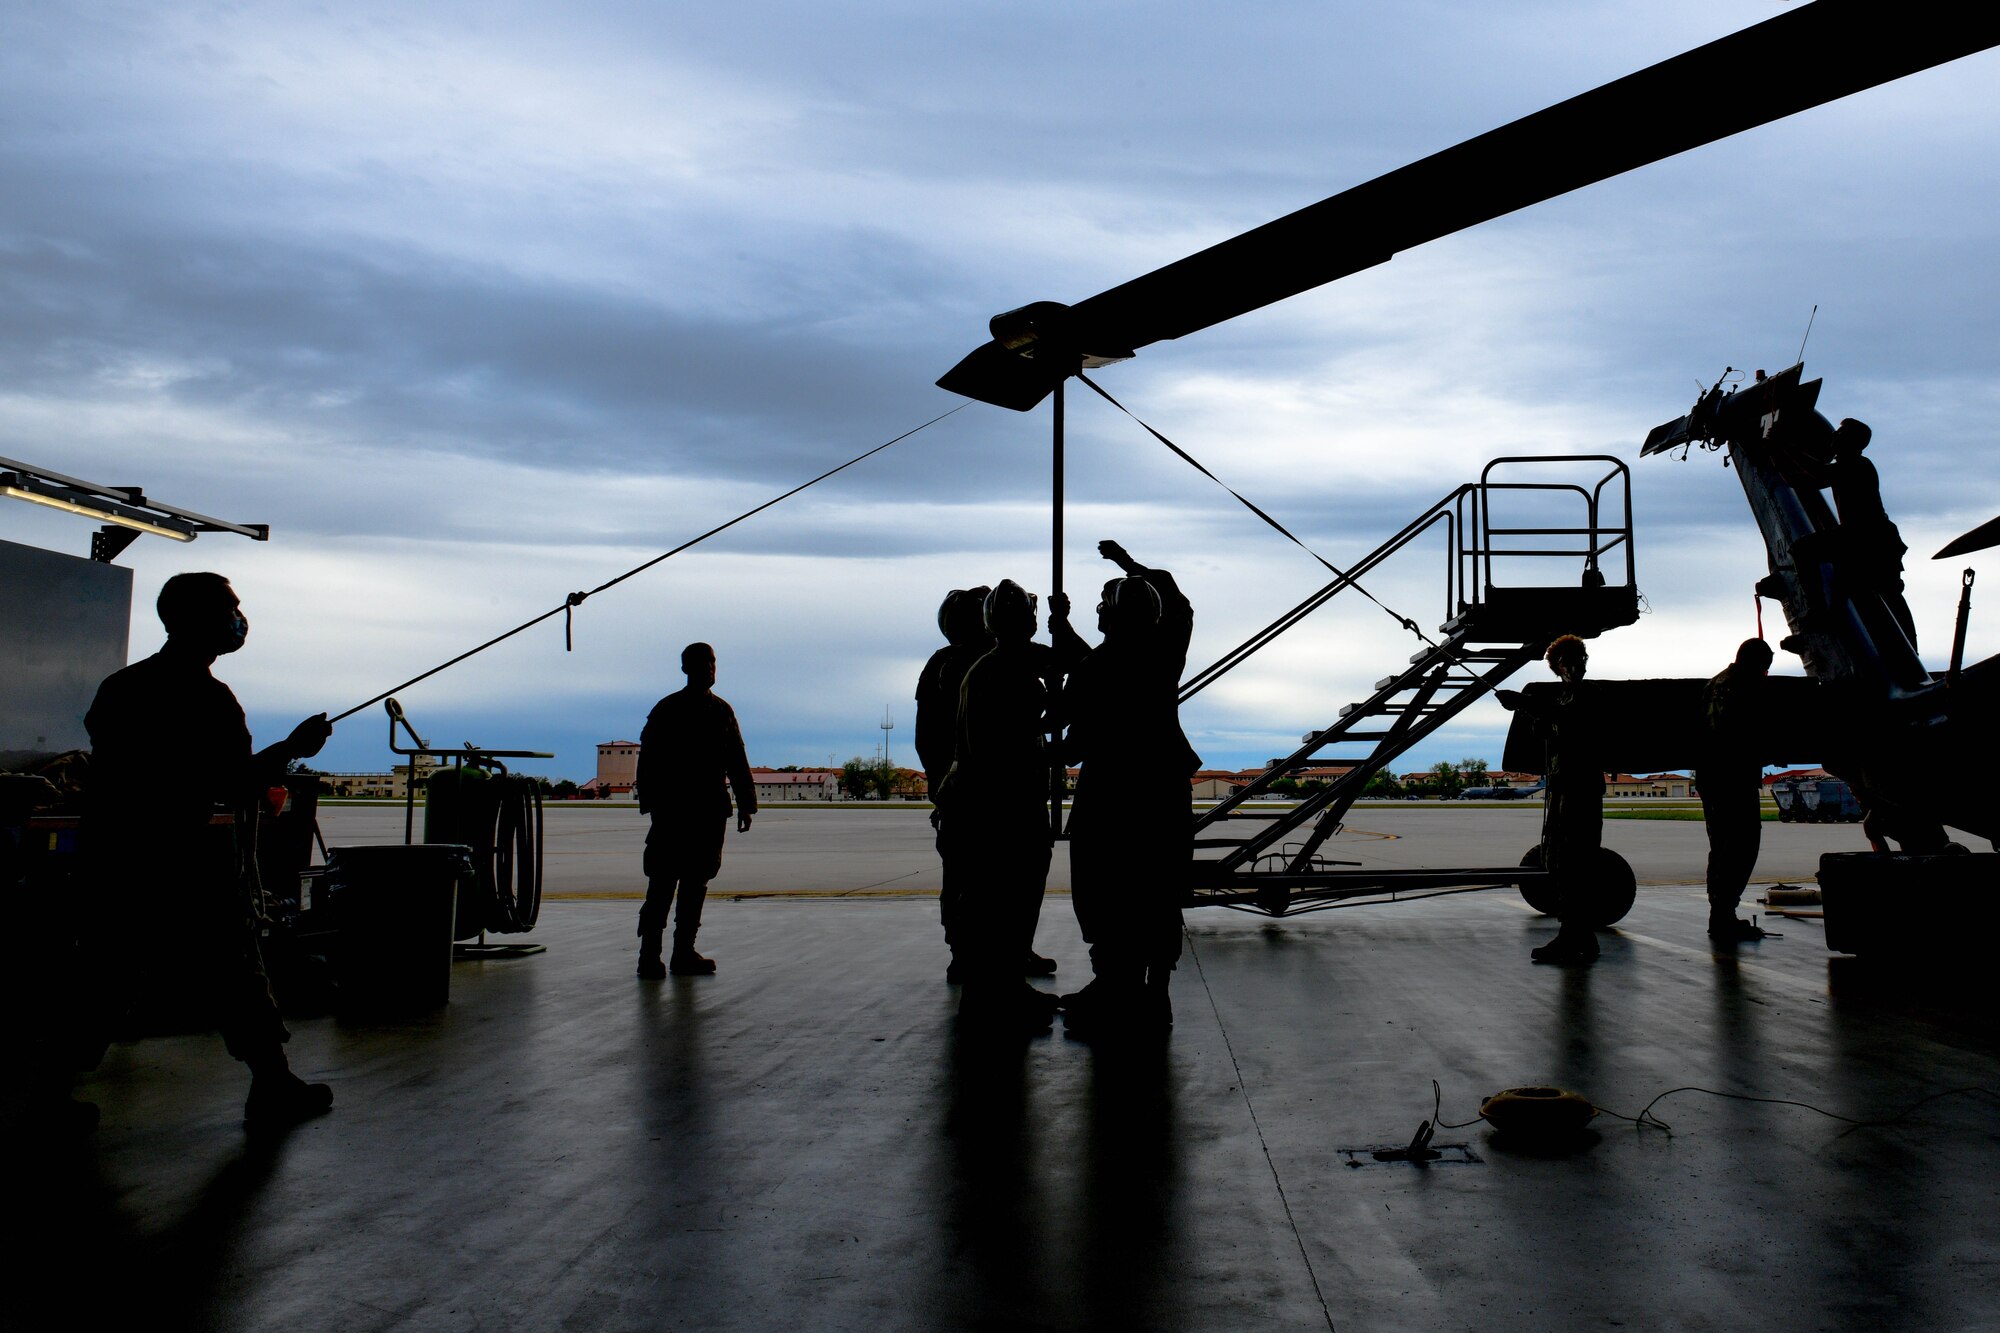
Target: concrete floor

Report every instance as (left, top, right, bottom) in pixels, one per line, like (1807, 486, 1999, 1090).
(18, 884, 2000, 1332)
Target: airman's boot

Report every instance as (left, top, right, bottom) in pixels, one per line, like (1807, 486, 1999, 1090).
(670, 925, 716, 975)
(1059, 965, 1145, 1035)
(1707, 912, 1770, 942)
(637, 924, 667, 979)
(1530, 920, 1600, 965)
(958, 975, 1057, 1034)
(244, 1060, 333, 1129)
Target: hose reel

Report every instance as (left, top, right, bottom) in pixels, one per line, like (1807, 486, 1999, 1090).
(387, 699, 551, 944)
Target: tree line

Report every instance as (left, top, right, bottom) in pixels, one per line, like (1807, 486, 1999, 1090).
(1266, 758, 1496, 800)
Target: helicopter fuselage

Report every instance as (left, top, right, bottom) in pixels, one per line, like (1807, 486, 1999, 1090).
(1645, 364, 1997, 846)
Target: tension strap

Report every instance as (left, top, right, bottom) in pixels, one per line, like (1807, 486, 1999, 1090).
(329, 403, 966, 723)
(1075, 372, 1440, 651)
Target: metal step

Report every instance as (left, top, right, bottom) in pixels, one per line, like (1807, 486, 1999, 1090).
(1378, 673, 1481, 693)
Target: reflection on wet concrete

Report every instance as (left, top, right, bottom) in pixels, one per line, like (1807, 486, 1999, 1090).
(12, 890, 2000, 1331)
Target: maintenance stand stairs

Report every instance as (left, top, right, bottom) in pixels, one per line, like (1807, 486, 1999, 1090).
(1182, 456, 1641, 915)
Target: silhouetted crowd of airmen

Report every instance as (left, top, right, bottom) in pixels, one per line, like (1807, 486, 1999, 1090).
(918, 541, 1200, 1035)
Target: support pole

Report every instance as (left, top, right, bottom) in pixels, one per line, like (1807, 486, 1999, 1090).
(1053, 377, 1064, 604)
(1050, 376, 1066, 838)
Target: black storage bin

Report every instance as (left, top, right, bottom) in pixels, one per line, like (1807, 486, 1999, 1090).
(1819, 850, 2000, 956)
(324, 843, 471, 1012)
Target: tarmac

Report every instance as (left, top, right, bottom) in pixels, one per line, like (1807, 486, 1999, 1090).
(18, 809, 2000, 1331)
(321, 800, 1888, 896)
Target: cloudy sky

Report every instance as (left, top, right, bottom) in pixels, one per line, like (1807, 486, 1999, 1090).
(5, 2, 1998, 782)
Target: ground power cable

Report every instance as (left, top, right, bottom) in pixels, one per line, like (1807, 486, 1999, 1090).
(328, 403, 967, 724)
(1426, 1078, 2000, 1137)
(1075, 371, 1449, 661)
(1185, 930, 1338, 1333)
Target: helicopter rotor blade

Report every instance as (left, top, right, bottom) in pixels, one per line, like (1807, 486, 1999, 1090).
(1936, 516, 2000, 560)
(941, 2, 2000, 410)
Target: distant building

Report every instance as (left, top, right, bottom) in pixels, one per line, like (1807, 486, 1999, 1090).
(1397, 768, 1545, 795)
(752, 768, 840, 803)
(596, 740, 640, 795)
(1192, 769, 1247, 799)
(1191, 766, 1383, 799)
(318, 752, 440, 799)
(1606, 772, 1693, 798)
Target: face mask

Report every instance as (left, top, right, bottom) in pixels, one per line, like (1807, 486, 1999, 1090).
(225, 614, 249, 651)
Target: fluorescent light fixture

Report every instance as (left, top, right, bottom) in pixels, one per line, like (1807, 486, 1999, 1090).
(0, 456, 264, 551)
(1, 481, 197, 541)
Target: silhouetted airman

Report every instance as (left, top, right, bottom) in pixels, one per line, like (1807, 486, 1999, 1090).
(936, 581, 1060, 1033)
(635, 642, 755, 978)
(1698, 638, 1774, 943)
(65, 571, 335, 1131)
(1827, 419, 1918, 649)
(1498, 634, 1602, 965)
(1052, 542, 1199, 1035)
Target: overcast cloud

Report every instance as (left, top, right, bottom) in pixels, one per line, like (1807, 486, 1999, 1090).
(5, 2, 1998, 780)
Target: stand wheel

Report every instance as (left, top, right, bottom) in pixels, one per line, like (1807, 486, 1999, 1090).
(1518, 845, 1558, 915)
(1518, 845, 1637, 926)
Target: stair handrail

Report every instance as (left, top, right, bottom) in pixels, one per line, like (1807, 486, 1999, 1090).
(1180, 485, 1470, 703)
(1181, 457, 1635, 707)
